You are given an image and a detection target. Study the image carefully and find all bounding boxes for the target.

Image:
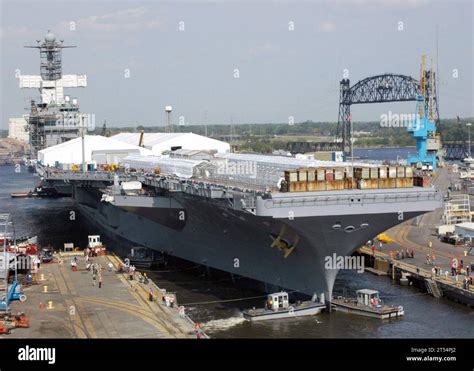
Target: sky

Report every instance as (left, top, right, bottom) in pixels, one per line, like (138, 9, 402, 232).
(0, 0, 473, 130)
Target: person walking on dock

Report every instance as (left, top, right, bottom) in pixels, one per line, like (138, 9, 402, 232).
(429, 241, 433, 249)
(92, 272, 97, 286)
(98, 274, 102, 289)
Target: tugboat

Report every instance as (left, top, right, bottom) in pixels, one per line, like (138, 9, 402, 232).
(331, 289, 404, 319)
(243, 291, 326, 321)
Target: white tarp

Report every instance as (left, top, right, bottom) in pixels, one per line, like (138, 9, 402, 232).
(111, 132, 230, 155)
(38, 135, 152, 166)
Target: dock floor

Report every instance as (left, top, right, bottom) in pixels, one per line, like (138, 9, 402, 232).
(6, 253, 198, 338)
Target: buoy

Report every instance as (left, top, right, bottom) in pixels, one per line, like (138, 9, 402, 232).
(39, 302, 46, 310)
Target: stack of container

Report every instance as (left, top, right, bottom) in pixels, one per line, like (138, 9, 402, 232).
(356, 166, 413, 190)
(283, 165, 415, 192)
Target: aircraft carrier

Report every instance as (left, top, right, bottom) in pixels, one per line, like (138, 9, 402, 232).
(20, 31, 442, 303)
(37, 154, 442, 302)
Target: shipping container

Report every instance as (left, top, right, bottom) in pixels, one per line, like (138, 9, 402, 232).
(307, 168, 316, 182)
(396, 166, 406, 178)
(307, 181, 327, 191)
(396, 178, 413, 188)
(285, 170, 298, 183)
(344, 178, 357, 189)
(344, 166, 354, 179)
(388, 166, 397, 178)
(379, 178, 397, 189)
(326, 180, 346, 191)
(334, 168, 344, 180)
(289, 181, 307, 192)
(298, 169, 308, 182)
(370, 167, 379, 179)
(316, 169, 326, 181)
(405, 166, 414, 178)
(357, 179, 379, 189)
(354, 167, 370, 179)
(325, 171, 335, 181)
(378, 167, 388, 179)
(414, 176, 430, 187)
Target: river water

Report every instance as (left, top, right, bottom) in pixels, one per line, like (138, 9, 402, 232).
(0, 148, 472, 338)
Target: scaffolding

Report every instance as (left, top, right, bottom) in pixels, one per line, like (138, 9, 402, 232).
(443, 194, 471, 225)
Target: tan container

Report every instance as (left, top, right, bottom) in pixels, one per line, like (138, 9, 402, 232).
(334, 168, 344, 180)
(289, 181, 307, 192)
(344, 166, 353, 179)
(298, 169, 308, 182)
(379, 178, 397, 189)
(307, 181, 327, 191)
(396, 166, 406, 178)
(378, 167, 388, 179)
(344, 178, 357, 189)
(396, 178, 413, 188)
(388, 166, 397, 178)
(354, 167, 370, 179)
(326, 180, 346, 191)
(358, 179, 379, 189)
(285, 170, 298, 183)
(316, 169, 326, 181)
(307, 168, 316, 182)
(405, 166, 414, 178)
(370, 167, 379, 179)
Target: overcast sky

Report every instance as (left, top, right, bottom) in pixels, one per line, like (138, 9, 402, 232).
(1, 0, 472, 130)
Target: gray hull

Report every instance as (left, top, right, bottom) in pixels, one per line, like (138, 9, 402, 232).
(74, 186, 437, 300)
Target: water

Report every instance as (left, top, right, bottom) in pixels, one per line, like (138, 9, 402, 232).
(0, 157, 473, 338)
(354, 147, 416, 162)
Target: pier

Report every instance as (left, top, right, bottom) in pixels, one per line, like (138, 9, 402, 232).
(358, 166, 474, 307)
(5, 251, 203, 338)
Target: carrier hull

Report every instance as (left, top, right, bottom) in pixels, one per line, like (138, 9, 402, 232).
(73, 186, 440, 301)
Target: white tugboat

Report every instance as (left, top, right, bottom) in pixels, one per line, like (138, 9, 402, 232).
(243, 292, 326, 321)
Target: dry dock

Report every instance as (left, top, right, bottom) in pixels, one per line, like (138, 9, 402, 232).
(4, 252, 202, 338)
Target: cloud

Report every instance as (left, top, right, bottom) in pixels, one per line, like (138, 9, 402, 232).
(248, 42, 279, 56)
(319, 21, 337, 33)
(329, 0, 429, 9)
(59, 6, 164, 35)
(0, 25, 39, 41)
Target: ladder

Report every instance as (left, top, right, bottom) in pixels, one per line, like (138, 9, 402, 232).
(425, 278, 443, 298)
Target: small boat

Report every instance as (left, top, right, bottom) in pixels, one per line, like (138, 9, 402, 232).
(10, 192, 31, 198)
(331, 289, 404, 319)
(243, 291, 326, 321)
(126, 247, 162, 268)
